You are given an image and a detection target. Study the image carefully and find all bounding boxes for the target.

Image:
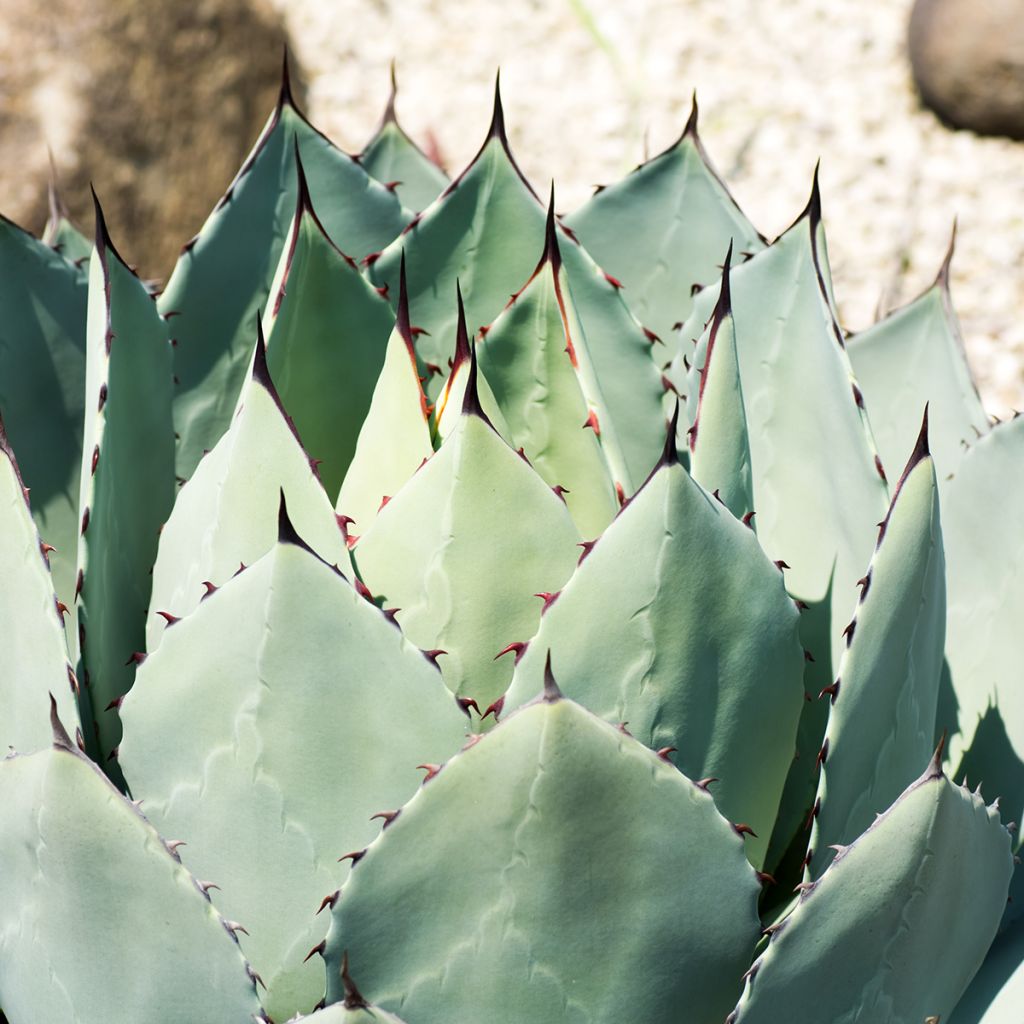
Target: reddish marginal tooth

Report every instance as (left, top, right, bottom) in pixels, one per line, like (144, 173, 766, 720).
(41, 542, 57, 556)
(457, 696, 480, 718)
(535, 591, 560, 613)
(336, 513, 356, 529)
(354, 579, 374, 601)
(577, 539, 597, 564)
(615, 482, 626, 506)
(410, 325, 430, 338)
(793, 599, 809, 611)
(423, 648, 447, 667)
(417, 763, 442, 783)
(672, 321, 684, 331)
(375, 284, 389, 300)
(67, 666, 80, 696)
(842, 620, 856, 645)
(816, 741, 829, 767)
(90, 446, 100, 474)
(371, 810, 400, 829)
(661, 374, 679, 395)
(742, 511, 756, 527)
(643, 326, 663, 345)
(104, 696, 123, 712)
(874, 455, 887, 482)
(362, 251, 381, 267)
(166, 839, 187, 854)
(805, 797, 822, 830)
(201, 581, 217, 599)
(819, 680, 840, 703)
(303, 940, 327, 963)
(384, 180, 401, 191)
(425, 362, 443, 377)
(604, 272, 623, 289)
(106, 746, 119, 762)
(317, 890, 341, 914)
(377, 494, 392, 513)
(482, 696, 505, 721)
(733, 823, 757, 838)
(75, 728, 86, 752)
(617, 722, 633, 736)
(551, 484, 569, 502)
(794, 881, 815, 893)
(803, 648, 815, 663)
(494, 641, 527, 664)
(338, 849, 367, 866)
(774, 560, 790, 571)
(582, 410, 601, 435)
(382, 607, 400, 624)
(712, 489, 725, 505)
(56, 600, 69, 619)
(345, 533, 360, 550)
(516, 447, 531, 465)
(656, 746, 677, 762)
(157, 611, 180, 626)
(756, 871, 777, 886)
(246, 965, 267, 990)
(696, 777, 718, 790)
(461, 733, 484, 751)
(198, 880, 221, 895)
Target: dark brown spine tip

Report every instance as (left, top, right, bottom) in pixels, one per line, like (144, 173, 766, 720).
(659, 398, 682, 468)
(90, 185, 127, 267)
(383, 59, 399, 125)
(276, 489, 311, 552)
(487, 70, 507, 143)
(715, 241, 733, 320)
(926, 730, 948, 780)
(49, 693, 76, 752)
(293, 137, 314, 217)
(341, 951, 370, 1010)
(251, 315, 274, 388)
(542, 183, 562, 273)
(542, 650, 563, 703)
(460, 327, 492, 425)
(395, 250, 414, 346)
(452, 279, 471, 370)
(279, 46, 297, 112)
(683, 90, 699, 137)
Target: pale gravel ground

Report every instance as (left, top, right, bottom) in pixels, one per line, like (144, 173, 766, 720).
(275, 0, 1024, 415)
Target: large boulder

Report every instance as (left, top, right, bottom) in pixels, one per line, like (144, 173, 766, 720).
(909, 0, 1024, 140)
(0, 0, 295, 279)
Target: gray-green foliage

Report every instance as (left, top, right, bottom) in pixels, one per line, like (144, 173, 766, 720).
(0, 65, 1020, 1024)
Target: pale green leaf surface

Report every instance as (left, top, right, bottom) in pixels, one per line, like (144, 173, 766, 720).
(565, 121, 765, 344)
(77, 231, 174, 766)
(506, 457, 804, 867)
(811, 437, 945, 877)
(325, 697, 761, 1024)
(121, 535, 467, 1021)
(360, 121, 448, 214)
(146, 348, 351, 653)
(354, 411, 581, 712)
(159, 96, 408, 480)
(0, 429, 79, 753)
(0, 743, 260, 1024)
(731, 764, 1013, 1024)
(0, 216, 87, 645)
(847, 264, 988, 479)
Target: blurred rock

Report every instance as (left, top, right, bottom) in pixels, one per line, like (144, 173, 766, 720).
(909, 0, 1024, 140)
(0, 0, 297, 279)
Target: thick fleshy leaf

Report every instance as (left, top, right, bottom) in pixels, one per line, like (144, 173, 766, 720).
(687, 247, 753, 518)
(295, 1001, 408, 1024)
(160, 69, 408, 480)
(335, 264, 434, 536)
(261, 152, 395, 501)
(0, 734, 261, 1023)
(477, 203, 626, 536)
(0, 215, 87, 644)
(943, 416, 1024, 830)
(565, 97, 765, 343)
(368, 85, 666, 485)
(147, 327, 350, 653)
(675, 182, 889, 871)
(77, 201, 174, 768)
(354, 390, 581, 714)
(325, 695, 761, 1024)
(730, 752, 1013, 1024)
(0, 420, 79, 752)
(359, 65, 448, 213)
(847, 230, 989, 478)
(121, 512, 467, 1021)
(810, 416, 945, 877)
(949, 920, 1024, 1024)
(505, 445, 803, 867)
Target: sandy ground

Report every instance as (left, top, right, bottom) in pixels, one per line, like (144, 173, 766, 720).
(275, 0, 1024, 416)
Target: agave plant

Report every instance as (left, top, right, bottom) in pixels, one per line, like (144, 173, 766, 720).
(0, 57, 1021, 1024)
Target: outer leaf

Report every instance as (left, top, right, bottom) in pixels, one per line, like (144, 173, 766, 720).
(565, 96, 765, 343)
(0, 215, 87, 644)
(261, 151, 395, 501)
(335, 261, 434, 535)
(0, 726, 261, 1023)
(687, 246, 754, 518)
(810, 415, 945, 877)
(847, 229, 989, 478)
(121, 509, 467, 1021)
(949, 920, 1024, 1024)
(0, 418, 80, 752)
(675, 180, 889, 870)
(159, 68, 408, 480)
(359, 65, 448, 213)
(943, 415, 1024, 828)
(354, 372, 582, 714)
(325, 695, 761, 1024)
(77, 199, 174, 768)
(368, 83, 666, 484)
(146, 325, 350, 653)
(505, 429, 804, 867)
(730, 751, 1013, 1024)
(477, 201, 626, 536)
